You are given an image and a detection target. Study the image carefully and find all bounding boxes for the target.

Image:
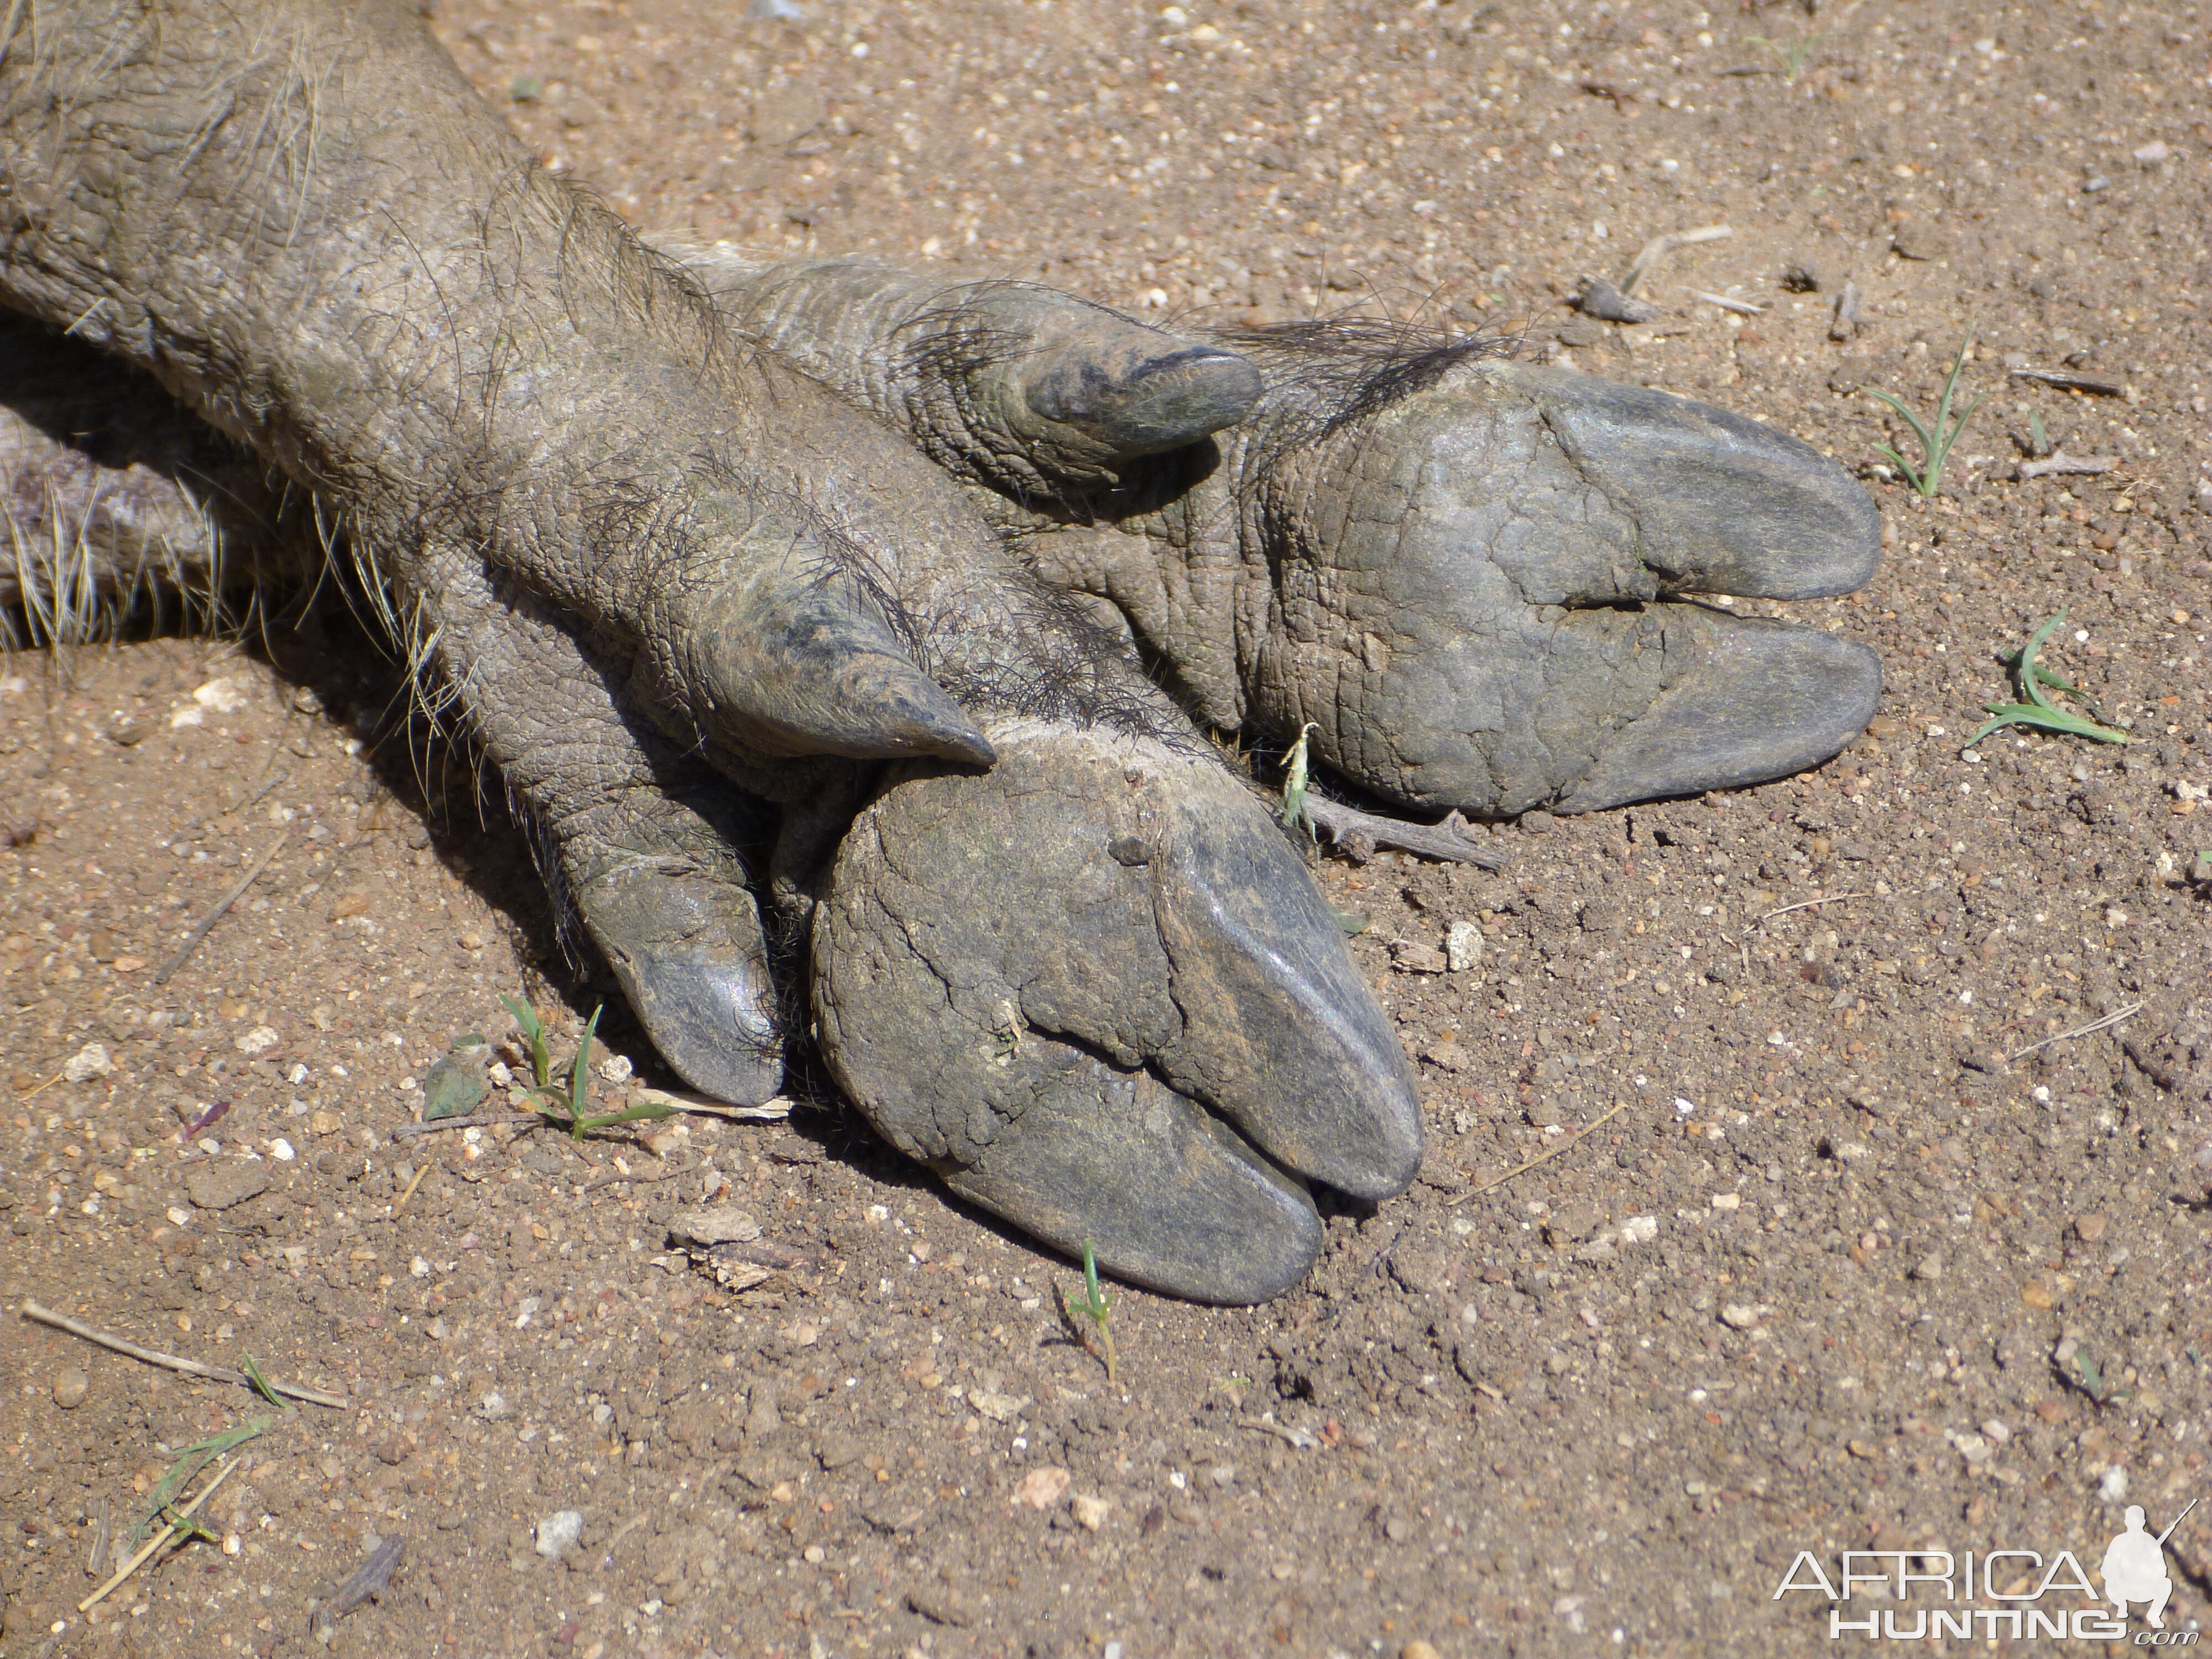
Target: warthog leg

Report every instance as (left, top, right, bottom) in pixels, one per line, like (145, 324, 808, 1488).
(0, 0, 1416, 1296)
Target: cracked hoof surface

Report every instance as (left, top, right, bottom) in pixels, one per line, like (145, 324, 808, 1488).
(811, 718, 1420, 1303)
(1248, 355, 1886, 816)
(1553, 614, 1884, 813)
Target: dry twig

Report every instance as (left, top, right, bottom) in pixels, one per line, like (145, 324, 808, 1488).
(2008, 1000, 2144, 1062)
(1304, 798, 1507, 869)
(579, 1165, 682, 1195)
(392, 1161, 432, 1214)
(153, 833, 288, 986)
(1760, 892, 1865, 925)
(2008, 368, 2122, 397)
(2017, 450, 2119, 481)
(388, 1110, 549, 1140)
(1687, 288, 1764, 316)
(22, 1300, 346, 1408)
(309, 1535, 406, 1644)
(1621, 223, 1733, 294)
(1447, 1098, 1635, 1205)
(78, 1458, 238, 1612)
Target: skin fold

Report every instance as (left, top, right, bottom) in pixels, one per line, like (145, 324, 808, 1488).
(0, 0, 1882, 1301)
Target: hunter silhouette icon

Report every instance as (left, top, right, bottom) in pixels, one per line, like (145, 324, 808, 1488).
(2102, 1500, 2195, 1628)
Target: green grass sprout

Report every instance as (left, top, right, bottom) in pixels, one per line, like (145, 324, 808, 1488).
(133, 1418, 270, 1549)
(500, 994, 555, 1091)
(1861, 329, 1981, 499)
(240, 1350, 292, 1411)
(502, 996, 679, 1139)
(1066, 1239, 1118, 1385)
(2027, 409, 2052, 460)
(1745, 29, 1822, 81)
(567, 1003, 600, 1124)
(1965, 609, 2132, 749)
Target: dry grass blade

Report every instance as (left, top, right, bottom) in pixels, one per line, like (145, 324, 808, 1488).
(1760, 893, 1865, 925)
(20, 1301, 347, 1408)
(1448, 1098, 1634, 1205)
(79, 1457, 239, 1613)
(131, 1418, 270, 1551)
(152, 831, 288, 985)
(2008, 1001, 2143, 1062)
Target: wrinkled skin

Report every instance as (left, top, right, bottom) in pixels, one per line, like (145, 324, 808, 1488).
(0, 0, 1880, 1301)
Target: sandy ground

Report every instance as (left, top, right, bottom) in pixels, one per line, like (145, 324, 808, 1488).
(4, 0, 2211, 1655)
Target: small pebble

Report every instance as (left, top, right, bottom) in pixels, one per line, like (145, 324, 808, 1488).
(534, 1510, 583, 1559)
(53, 1367, 89, 1410)
(62, 1041, 112, 1083)
(1403, 1644, 1444, 1659)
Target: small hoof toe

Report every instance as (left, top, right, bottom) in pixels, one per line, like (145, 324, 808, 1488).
(813, 717, 1420, 1301)
(1496, 362, 1883, 601)
(1026, 345, 1264, 458)
(576, 861, 785, 1105)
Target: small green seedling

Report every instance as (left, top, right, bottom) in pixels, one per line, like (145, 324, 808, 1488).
(2026, 409, 2052, 461)
(2067, 1348, 2125, 1404)
(1861, 330, 1981, 500)
(500, 994, 556, 1092)
(499, 997, 679, 1140)
(1745, 29, 1823, 81)
(133, 1418, 269, 1549)
(1065, 1239, 1118, 1385)
(1965, 610, 2131, 749)
(240, 1350, 291, 1412)
(1279, 721, 1320, 849)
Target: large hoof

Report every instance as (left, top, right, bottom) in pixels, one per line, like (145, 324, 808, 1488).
(1249, 354, 1885, 815)
(811, 719, 1420, 1303)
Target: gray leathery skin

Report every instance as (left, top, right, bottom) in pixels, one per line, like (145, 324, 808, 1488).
(665, 245, 1264, 498)
(0, 310, 790, 1103)
(1010, 334, 1885, 817)
(4, 32, 1416, 1301)
(0, 0, 1880, 1296)
(0, 0, 990, 769)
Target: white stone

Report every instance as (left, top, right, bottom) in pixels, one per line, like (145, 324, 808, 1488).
(62, 1042, 112, 1083)
(534, 1510, 584, 1559)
